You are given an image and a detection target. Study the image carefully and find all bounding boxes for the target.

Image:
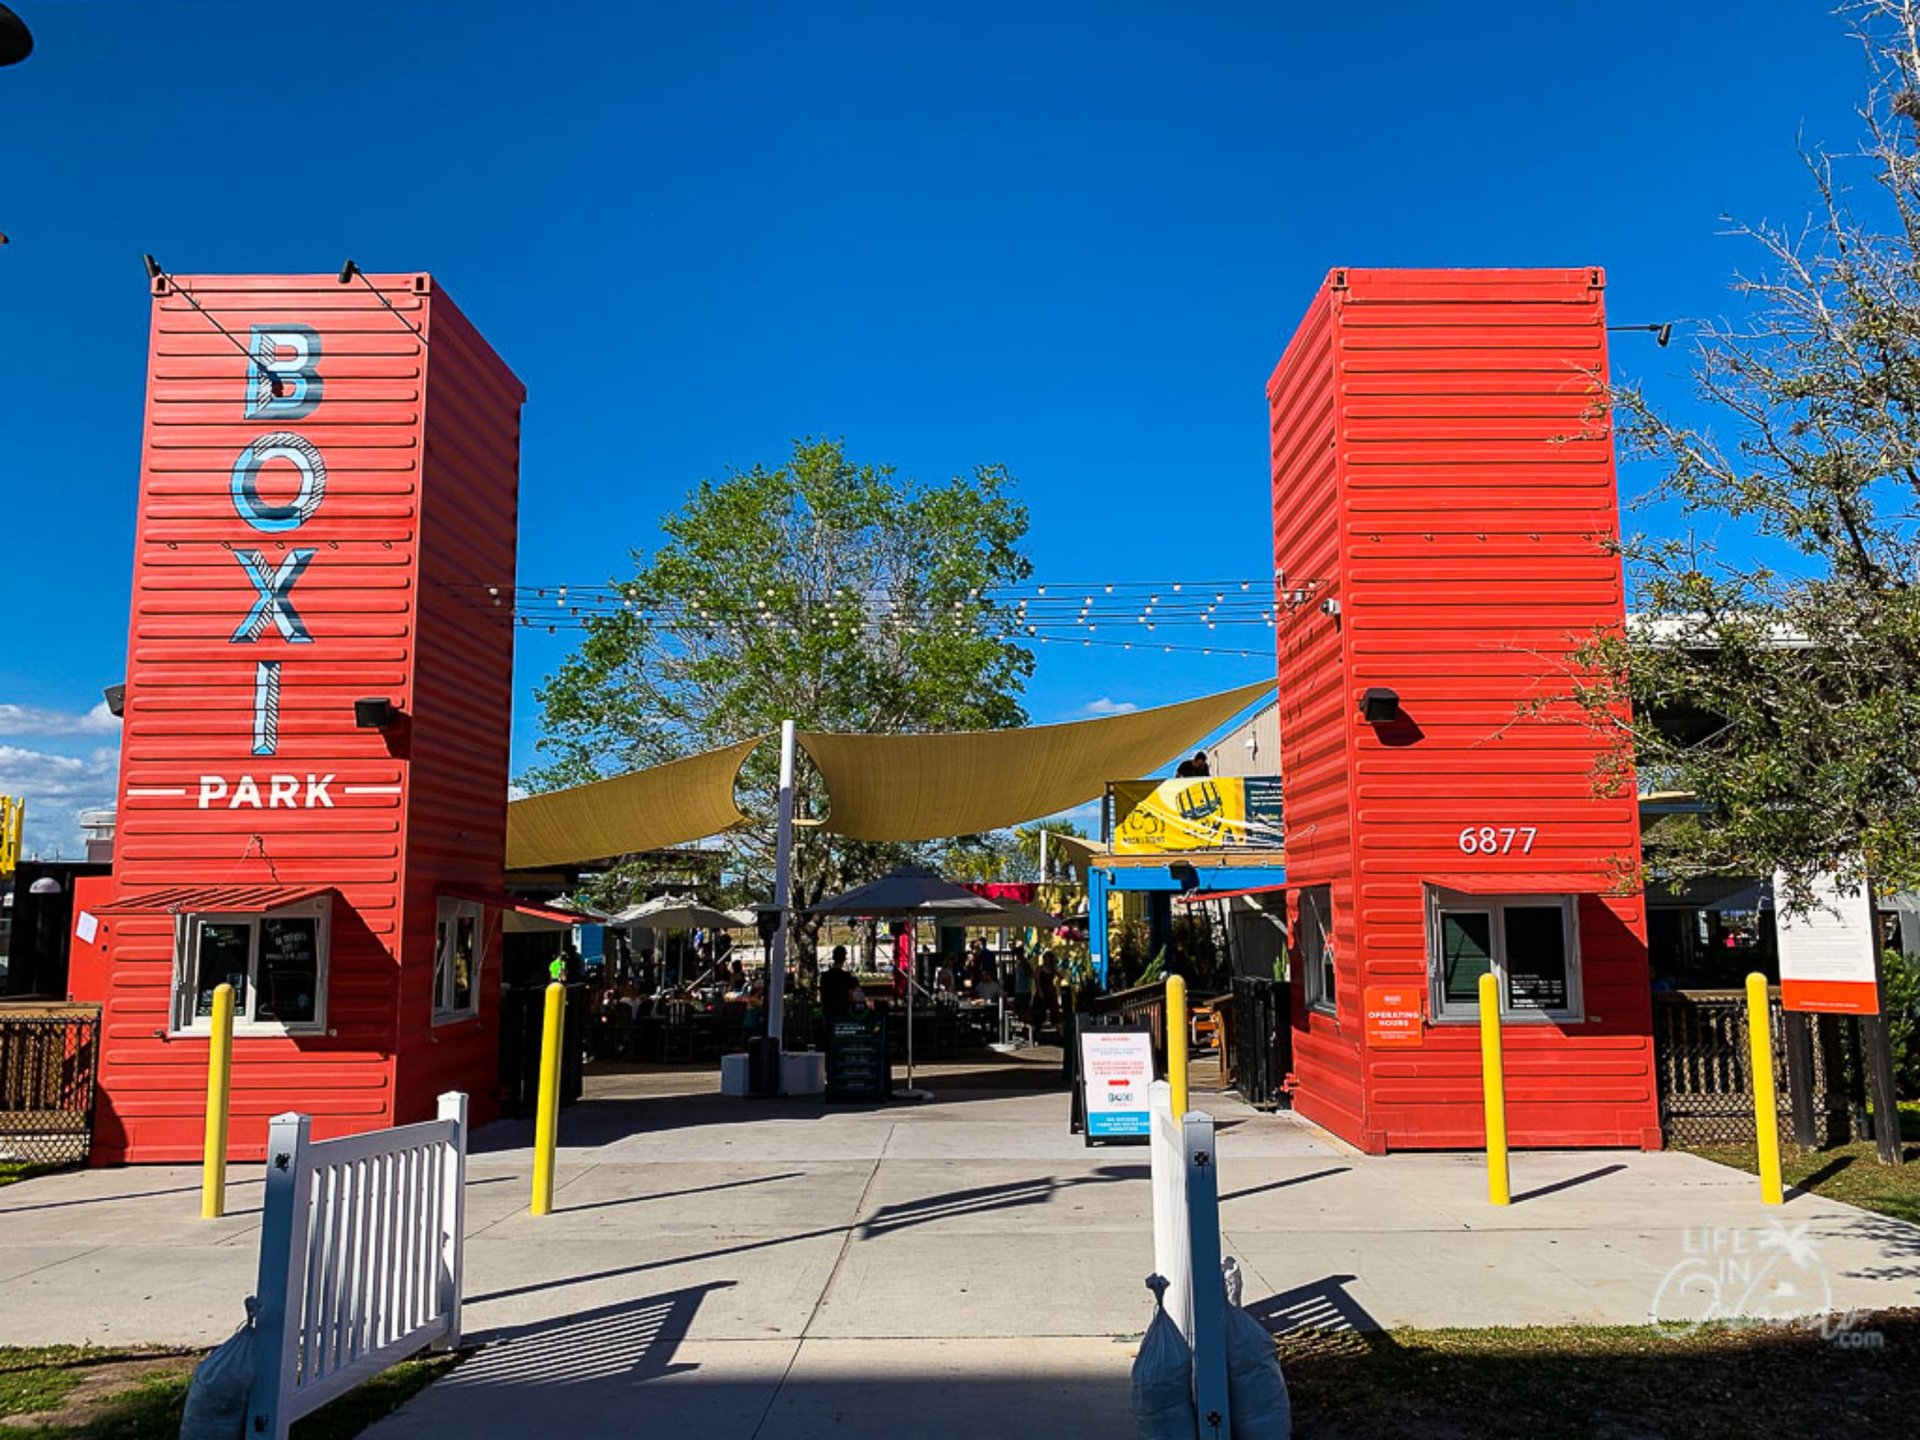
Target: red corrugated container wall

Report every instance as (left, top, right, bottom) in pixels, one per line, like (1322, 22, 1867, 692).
(1268, 268, 1661, 1154)
(80, 274, 524, 1163)
(394, 290, 524, 1124)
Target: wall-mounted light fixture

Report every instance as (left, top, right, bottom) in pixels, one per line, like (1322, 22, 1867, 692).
(1607, 321, 1674, 348)
(1361, 687, 1401, 725)
(354, 698, 400, 730)
(102, 683, 126, 718)
(1169, 861, 1200, 893)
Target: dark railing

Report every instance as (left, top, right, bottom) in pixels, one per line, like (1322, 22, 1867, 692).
(497, 984, 590, 1119)
(1229, 977, 1292, 1109)
(1651, 988, 1854, 1147)
(1089, 980, 1168, 1070)
(0, 1005, 102, 1168)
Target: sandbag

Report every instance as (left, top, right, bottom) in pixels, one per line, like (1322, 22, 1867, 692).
(1221, 1258, 1290, 1440)
(178, 1297, 257, 1440)
(1132, 1274, 1197, 1440)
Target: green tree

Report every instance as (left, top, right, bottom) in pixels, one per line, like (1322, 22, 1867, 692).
(942, 820, 1089, 884)
(526, 437, 1035, 965)
(1565, 1, 1920, 912)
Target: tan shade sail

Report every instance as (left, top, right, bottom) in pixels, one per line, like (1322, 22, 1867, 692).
(800, 679, 1274, 843)
(506, 737, 765, 869)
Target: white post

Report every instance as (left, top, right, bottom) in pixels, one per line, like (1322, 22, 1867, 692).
(435, 1092, 467, 1350)
(767, 720, 796, 1058)
(1039, 828, 1048, 883)
(248, 1110, 312, 1440)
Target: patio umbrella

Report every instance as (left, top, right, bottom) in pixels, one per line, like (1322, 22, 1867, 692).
(807, 867, 1045, 1100)
(607, 895, 744, 931)
(807, 866, 1009, 918)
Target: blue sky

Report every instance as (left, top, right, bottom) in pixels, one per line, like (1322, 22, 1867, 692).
(0, 0, 1867, 854)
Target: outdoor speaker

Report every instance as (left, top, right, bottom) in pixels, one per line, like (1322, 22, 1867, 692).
(354, 697, 399, 729)
(102, 683, 126, 718)
(1361, 687, 1401, 724)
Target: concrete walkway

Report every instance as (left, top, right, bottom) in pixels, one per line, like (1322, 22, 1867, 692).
(3, 1055, 1917, 1437)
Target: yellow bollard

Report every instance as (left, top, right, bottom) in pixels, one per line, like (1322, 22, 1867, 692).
(530, 981, 565, 1216)
(1745, 972, 1784, 1205)
(1478, 972, 1509, 1206)
(201, 982, 234, 1220)
(1167, 974, 1189, 1118)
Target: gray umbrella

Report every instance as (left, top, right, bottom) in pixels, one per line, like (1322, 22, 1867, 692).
(807, 866, 1019, 919)
(608, 895, 745, 931)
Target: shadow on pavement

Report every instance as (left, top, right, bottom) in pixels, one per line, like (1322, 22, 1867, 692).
(469, 1166, 1147, 1306)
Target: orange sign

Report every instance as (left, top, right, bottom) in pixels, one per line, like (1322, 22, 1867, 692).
(1364, 985, 1424, 1047)
(1781, 979, 1880, 1016)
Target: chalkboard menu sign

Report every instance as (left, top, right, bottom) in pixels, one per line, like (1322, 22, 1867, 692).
(826, 1013, 891, 1103)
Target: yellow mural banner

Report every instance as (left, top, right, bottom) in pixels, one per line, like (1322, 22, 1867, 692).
(0, 796, 21, 878)
(1110, 776, 1284, 855)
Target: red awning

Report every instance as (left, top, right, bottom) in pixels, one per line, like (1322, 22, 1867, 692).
(1175, 883, 1288, 904)
(1423, 874, 1621, 896)
(88, 883, 333, 916)
(441, 889, 588, 926)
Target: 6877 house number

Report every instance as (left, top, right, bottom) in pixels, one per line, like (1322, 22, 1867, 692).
(1458, 825, 1538, 855)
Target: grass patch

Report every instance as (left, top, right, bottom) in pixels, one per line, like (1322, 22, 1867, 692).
(1280, 1310, 1919, 1438)
(1686, 1108, 1920, 1225)
(0, 1165, 42, 1189)
(0, 1347, 457, 1438)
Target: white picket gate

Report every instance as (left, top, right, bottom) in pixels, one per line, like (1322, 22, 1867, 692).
(247, 1092, 468, 1440)
(1148, 1079, 1230, 1438)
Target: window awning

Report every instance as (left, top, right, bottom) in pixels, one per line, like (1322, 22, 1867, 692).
(441, 889, 589, 929)
(1424, 874, 1621, 896)
(88, 883, 333, 916)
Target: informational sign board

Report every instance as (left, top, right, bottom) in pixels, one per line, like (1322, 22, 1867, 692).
(1363, 985, 1423, 1047)
(1775, 871, 1881, 1015)
(825, 1014, 891, 1103)
(1111, 776, 1285, 854)
(1078, 1027, 1155, 1139)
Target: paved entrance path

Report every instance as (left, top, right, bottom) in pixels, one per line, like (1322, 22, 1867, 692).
(3, 1055, 1917, 1437)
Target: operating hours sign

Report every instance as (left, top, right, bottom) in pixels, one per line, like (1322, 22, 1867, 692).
(1079, 1027, 1155, 1140)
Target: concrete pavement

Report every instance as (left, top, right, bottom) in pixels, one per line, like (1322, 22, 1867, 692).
(2, 1053, 1917, 1437)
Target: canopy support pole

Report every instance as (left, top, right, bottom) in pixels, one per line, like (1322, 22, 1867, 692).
(767, 719, 796, 1061)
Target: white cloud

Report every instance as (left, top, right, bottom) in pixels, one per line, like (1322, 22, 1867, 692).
(0, 701, 121, 738)
(0, 742, 120, 859)
(507, 783, 530, 801)
(1083, 697, 1139, 717)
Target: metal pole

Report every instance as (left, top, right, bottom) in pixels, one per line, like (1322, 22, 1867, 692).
(201, 982, 235, 1220)
(531, 981, 565, 1216)
(1478, 973, 1509, 1207)
(767, 720, 796, 1057)
(1745, 972, 1785, 1203)
(1168, 973, 1190, 1118)
(898, 918, 932, 1101)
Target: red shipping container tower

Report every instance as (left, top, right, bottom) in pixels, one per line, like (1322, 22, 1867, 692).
(73, 272, 525, 1163)
(1267, 268, 1661, 1154)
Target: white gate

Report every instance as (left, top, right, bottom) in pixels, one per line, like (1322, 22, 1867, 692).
(247, 1092, 468, 1440)
(1148, 1079, 1229, 1438)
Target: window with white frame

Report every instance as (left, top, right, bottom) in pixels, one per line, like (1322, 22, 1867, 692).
(1297, 885, 1335, 1013)
(433, 898, 483, 1022)
(172, 900, 329, 1034)
(1426, 888, 1582, 1022)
